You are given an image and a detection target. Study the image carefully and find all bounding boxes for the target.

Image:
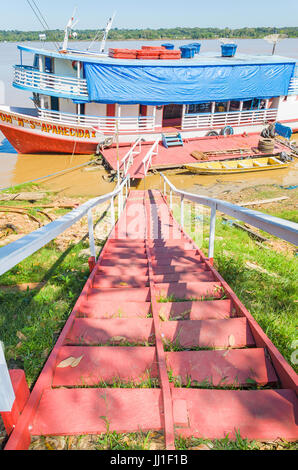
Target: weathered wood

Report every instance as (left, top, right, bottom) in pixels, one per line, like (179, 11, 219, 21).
(222, 217, 269, 242)
(241, 196, 289, 207)
(0, 193, 46, 201)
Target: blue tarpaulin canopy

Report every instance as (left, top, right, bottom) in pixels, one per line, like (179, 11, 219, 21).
(84, 60, 295, 105)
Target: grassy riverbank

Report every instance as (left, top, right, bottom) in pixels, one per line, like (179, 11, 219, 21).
(1, 26, 298, 42)
(172, 183, 298, 371)
(0, 181, 297, 450)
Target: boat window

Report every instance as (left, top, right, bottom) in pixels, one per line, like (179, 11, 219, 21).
(229, 100, 240, 111)
(45, 57, 54, 73)
(186, 103, 212, 114)
(50, 96, 59, 112)
(33, 54, 39, 69)
(215, 102, 228, 113)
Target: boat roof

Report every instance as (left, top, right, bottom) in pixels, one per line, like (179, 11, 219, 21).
(18, 44, 297, 67)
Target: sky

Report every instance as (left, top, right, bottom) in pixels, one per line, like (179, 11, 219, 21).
(0, 0, 298, 30)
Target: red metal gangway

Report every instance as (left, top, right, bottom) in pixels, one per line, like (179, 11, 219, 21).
(2, 189, 298, 450)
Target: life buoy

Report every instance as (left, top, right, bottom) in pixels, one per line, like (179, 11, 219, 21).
(72, 61, 78, 70)
(206, 130, 219, 137)
(220, 126, 234, 136)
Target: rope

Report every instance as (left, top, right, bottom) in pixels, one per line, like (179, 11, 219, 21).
(0, 160, 94, 192)
(26, 0, 61, 51)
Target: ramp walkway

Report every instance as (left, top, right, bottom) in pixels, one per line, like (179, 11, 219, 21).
(2, 189, 298, 450)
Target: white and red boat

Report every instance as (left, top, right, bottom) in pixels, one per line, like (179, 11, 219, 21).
(1, 16, 298, 155)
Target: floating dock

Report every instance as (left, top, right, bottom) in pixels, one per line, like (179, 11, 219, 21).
(102, 133, 289, 178)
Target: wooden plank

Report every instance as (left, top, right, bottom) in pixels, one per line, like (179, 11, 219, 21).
(161, 318, 255, 349)
(31, 389, 163, 436)
(166, 348, 278, 387)
(241, 196, 289, 207)
(173, 389, 298, 441)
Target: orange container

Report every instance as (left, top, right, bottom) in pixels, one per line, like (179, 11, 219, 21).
(141, 46, 166, 51)
(159, 50, 181, 60)
(109, 48, 138, 59)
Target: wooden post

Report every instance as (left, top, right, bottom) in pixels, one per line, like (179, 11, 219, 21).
(1, 370, 29, 436)
(0, 342, 15, 413)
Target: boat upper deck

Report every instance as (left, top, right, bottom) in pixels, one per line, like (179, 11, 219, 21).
(17, 44, 297, 67)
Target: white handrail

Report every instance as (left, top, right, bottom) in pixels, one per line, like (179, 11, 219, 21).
(37, 108, 155, 132)
(13, 65, 89, 98)
(0, 176, 130, 277)
(182, 108, 278, 130)
(142, 139, 159, 177)
(161, 173, 298, 259)
(288, 77, 298, 95)
(120, 137, 143, 176)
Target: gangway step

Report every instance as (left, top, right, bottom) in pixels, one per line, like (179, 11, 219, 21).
(162, 133, 184, 148)
(31, 388, 164, 436)
(30, 388, 297, 441)
(172, 388, 298, 441)
(4, 188, 298, 450)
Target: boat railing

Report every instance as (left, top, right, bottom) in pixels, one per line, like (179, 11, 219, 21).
(37, 108, 156, 132)
(288, 77, 298, 95)
(13, 65, 89, 99)
(181, 108, 278, 130)
(142, 139, 159, 177)
(160, 172, 298, 262)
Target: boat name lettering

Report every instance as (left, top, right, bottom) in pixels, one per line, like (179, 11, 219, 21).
(0, 112, 96, 138)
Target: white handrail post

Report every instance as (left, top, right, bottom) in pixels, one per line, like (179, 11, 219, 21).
(87, 209, 96, 260)
(208, 204, 216, 265)
(170, 189, 173, 209)
(180, 194, 184, 228)
(0, 342, 15, 413)
(110, 196, 115, 227)
(117, 160, 120, 188)
(118, 185, 123, 216)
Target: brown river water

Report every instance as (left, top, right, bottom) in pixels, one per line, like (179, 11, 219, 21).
(0, 138, 297, 197)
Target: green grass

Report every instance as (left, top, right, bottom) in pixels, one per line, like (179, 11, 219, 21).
(95, 430, 157, 450)
(175, 432, 298, 450)
(1, 182, 40, 194)
(0, 240, 92, 386)
(172, 202, 298, 372)
(76, 374, 160, 389)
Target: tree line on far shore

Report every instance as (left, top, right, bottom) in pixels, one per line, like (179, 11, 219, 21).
(0, 26, 298, 42)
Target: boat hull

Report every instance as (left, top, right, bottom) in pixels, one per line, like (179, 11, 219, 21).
(0, 107, 106, 155)
(0, 123, 99, 155)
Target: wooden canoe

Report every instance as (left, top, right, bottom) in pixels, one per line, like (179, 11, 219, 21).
(185, 156, 290, 175)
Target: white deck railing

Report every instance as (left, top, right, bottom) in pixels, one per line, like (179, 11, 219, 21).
(37, 108, 155, 132)
(161, 172, 298, 260)
(182, 108, 278, 130)
(288, 77, 298, 95)
(13, 65, 89, 99)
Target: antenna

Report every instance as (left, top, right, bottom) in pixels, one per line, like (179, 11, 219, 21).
(62, 7, 79, 51)
(219, 38, 235, 45)
(99, 12, 116, 53)
(39, 33, 46, 48)
(264, 34, 287, 55)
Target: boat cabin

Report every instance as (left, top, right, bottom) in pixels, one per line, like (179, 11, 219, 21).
(8, 43, 298, 143)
